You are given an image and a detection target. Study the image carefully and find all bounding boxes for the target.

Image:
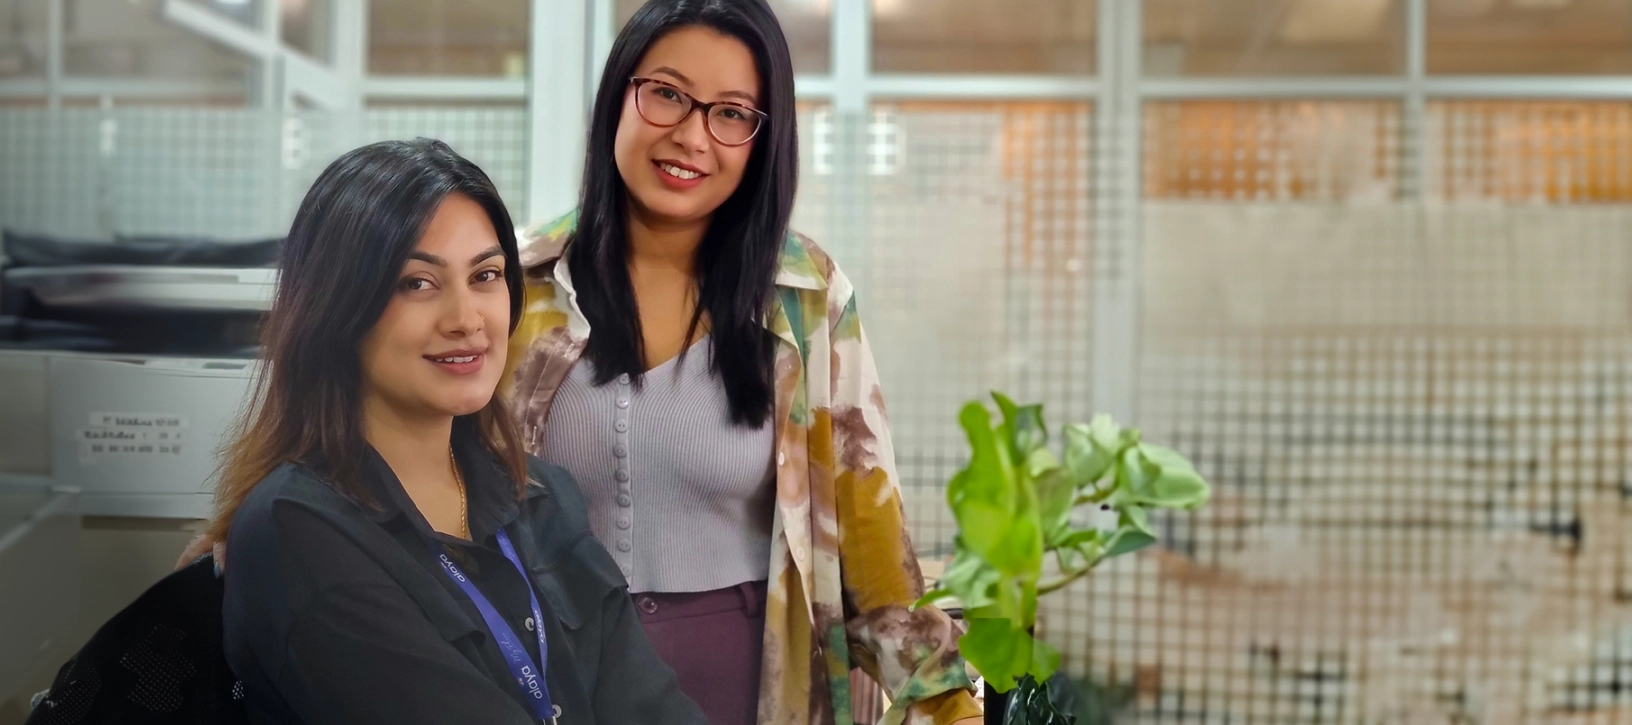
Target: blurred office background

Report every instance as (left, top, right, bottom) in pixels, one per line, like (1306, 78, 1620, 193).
(3, 0, 1632, 722)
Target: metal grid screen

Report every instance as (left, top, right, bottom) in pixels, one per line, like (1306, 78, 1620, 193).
(0, 106, 530, 240)
(8, 90, 1632, 725)
(802, 102, 1095, 557)
(1427, 101, 1632, 204)
(359, 107, 530, 220)
(1094, 100, 1632, 724)
(0, 109, 284, 239)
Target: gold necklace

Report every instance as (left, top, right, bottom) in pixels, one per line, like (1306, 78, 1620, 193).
(450, 446, 470, 540)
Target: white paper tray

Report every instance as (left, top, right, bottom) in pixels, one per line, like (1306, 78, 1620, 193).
(6, 266, 276, 311)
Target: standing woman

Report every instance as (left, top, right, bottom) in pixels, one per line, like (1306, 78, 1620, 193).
(174, 1, 982, 721)
(507, 1, 982, 723)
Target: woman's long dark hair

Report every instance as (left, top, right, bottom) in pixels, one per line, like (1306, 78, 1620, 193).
(570, 0, 798, 427)
(209, 138, 529, 539)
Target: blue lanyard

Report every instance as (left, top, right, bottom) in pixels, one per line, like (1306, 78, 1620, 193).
(427, 529, 557, 724)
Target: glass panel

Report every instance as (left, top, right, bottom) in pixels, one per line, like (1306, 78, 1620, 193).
(369, 0, 527, 77)
(0, 0, 48, 78)
(360, 105, 530, 221)
(1427, 101, 1632, 203)
(614, 0, 829, 75)
(281, 0, 330, 61)
(0, 108, 281, 237)
(1144, 0, 1404, 76)
(798, 102, 1093, 553)
(177, 0, 260, 28)
(1428, 0, 1632, 75)
(1127, 94, 1632, 725)
(872, 0, 1094, 74)
(1144, 100, 1402, 200)
(64, 0, 253, 84)
(0, 105, 532, 238)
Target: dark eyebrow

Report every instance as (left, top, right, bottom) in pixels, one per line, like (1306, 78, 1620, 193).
(651, 66, 759, 106)
(407, 245, 504, 267)
(407, 251, 446, 266)
(651, 66, 694, 86)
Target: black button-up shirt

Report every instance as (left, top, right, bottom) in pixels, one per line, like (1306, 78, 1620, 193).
(221, 437, 705, 724)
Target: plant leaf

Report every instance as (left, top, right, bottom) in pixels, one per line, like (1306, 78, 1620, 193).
(948, 402, 1018, 562)
(1071, 539, 1105, 568)
(1119, 427, 1142, 448)
(987, 405, 1047, 582)
(988, 575, 1023, 622)
(956, 620, 1061, 695)
(1055, 527, 1104, 550)
(993, 392, 1049, 459)
(1027, 447, 1062, 481)
(1064, 420, 1116, 489)
(1116, 445, 1149, 499)
(1029, 636, 1063, 684)
(937, 546, 1001, 610)
(1018, 578, 1039, 631)
(911, 588, 954, 610)
(1122, 504, 1152, 535)
(960, 618, 1024, 692)
(1049, 525, 1103, 571)
(1035, 466, 1075, 547)
(956, 500, 1015, 566)
(1103, 527, 1157, 559)
(1135, 444, 1212, 510)
(1088, 414, 1121, 452)
(949, 402, 1013, 510)
(986, 510, 1043, 579)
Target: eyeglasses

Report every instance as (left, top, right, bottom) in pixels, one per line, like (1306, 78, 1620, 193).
(629, 76, 768, 147)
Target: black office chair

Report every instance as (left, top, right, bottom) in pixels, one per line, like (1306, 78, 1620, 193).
(25, 556, 247, 725)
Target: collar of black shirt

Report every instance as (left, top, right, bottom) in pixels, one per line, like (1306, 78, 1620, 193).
(357, 432, 531, 547)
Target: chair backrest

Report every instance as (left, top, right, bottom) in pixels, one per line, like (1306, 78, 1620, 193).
(26, 556, 247, 725)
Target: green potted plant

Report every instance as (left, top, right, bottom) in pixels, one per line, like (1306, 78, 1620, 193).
(915, 393, 1211, 723)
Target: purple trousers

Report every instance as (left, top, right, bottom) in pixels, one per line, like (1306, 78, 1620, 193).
(634, 580, 768, 725)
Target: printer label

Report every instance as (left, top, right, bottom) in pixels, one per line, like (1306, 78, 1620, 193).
(77, 412, 191, 464)
(88, 413, 190, 430)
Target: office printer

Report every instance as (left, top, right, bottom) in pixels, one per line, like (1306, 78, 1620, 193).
(0, 230, 279, 519)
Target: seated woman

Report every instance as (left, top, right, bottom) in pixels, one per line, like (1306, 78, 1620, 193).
(211, 138, 705, 724)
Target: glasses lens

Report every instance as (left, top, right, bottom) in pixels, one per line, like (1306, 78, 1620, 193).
(708, 105, 762, 145)
(636, 82, 689, 126)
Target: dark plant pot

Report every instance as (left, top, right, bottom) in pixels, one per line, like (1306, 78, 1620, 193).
(984, 673, 1080, 725)
(984, 680, 1008, 725)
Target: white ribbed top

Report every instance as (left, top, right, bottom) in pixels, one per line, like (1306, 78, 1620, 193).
(539, 337, 776, 594)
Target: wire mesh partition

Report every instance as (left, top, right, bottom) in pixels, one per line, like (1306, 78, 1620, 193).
(800, 102, 1096, 557)
(0, 109, 285, 239)
(1085, 100, 1632, 724)
(1427, 101, 1632, 204)
(0, 106, 530, 241)
(1143, 100, 1402, 202)
(360, 107, 531, 222)
(7, 90, 1632, 725)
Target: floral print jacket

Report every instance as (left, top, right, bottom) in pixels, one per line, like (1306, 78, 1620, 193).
(503, 212, 980, 724)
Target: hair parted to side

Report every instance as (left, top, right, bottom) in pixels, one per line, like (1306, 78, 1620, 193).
(571, 0, 798, 427)
(207, 138, 528, 540)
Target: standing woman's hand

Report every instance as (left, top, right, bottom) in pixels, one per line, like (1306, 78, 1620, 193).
(174, 530, 226, 572)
